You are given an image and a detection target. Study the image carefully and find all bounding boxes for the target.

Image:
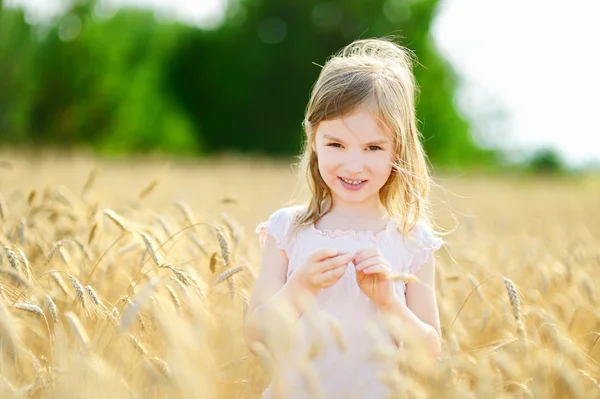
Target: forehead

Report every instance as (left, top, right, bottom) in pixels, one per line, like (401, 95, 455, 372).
(315, 107, 391, 143)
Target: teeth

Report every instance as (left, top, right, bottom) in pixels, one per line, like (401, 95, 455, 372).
(341, 177, 364, 185)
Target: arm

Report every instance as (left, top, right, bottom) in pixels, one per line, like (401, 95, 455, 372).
(243, 235, 315, 357)
(378, 254, 442, 358)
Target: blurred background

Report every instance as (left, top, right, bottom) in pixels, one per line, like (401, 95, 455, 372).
(2, 0, 599, 174)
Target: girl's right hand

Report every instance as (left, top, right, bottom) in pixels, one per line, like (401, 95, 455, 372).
(289, 248, 354, 295)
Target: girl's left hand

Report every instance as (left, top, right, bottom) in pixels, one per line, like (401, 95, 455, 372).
(353, 247, 395, 308)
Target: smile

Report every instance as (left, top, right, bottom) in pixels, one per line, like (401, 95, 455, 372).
(339, 177, 366, 185)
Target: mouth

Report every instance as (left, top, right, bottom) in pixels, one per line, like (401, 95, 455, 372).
(339, 177, 366, 185)
(338, 177, 367, 191)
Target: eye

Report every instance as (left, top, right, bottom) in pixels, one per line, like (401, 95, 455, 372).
(327, 142, 342, 148)
(367, 145, 382, 151)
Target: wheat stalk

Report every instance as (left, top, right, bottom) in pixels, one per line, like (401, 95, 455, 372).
(139, 231, 165, 267)
(103, 208, 129, 232)
(3, 246, 21, 273)
(85, 285, 105, 310)
(14, 302, 52, 342)
(138, 179, 159, 200)
(389, 273, 419, 284)
(503, 277, 526, 338)
(0, 269, 30, 288)
(120, 277, 159, 332)
(87, 223, 98, 246)
(213, 265, 247, 286)
(172, 200, 197, 233)
(165, 285, 181, 309)
(188, 232, 209, 256)
(45, 294, 58, 324)
(68, 274, 88, 309)
(216, 229, 231, 268)
(65, 311, 90, 349)
(15, 248, 33, 280)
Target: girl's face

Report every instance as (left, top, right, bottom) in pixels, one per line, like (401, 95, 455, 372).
(313, 106, 394, 209)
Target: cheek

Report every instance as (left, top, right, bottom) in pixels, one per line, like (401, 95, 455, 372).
(369, 155, 393, 177)
(317, 150, 340, 174)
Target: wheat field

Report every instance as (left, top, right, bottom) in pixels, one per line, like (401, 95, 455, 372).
(0, 151, 599, 398)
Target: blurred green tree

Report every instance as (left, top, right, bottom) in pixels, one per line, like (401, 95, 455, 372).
(0, 0, 500, 168)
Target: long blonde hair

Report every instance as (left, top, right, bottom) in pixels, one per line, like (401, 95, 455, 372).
(294, 36, 439, 239)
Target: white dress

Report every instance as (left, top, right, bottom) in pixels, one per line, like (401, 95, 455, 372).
(255, 206, 443, 399)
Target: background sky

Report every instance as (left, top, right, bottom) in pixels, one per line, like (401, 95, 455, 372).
(6, 0, 600, 168)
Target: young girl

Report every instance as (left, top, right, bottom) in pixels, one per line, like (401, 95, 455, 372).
(244, 37, 445, 399)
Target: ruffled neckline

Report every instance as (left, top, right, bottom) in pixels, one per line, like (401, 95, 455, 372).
(310, 218, 393, 241)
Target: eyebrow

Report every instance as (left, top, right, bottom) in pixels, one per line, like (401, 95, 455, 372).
(322, 134, 388, 146)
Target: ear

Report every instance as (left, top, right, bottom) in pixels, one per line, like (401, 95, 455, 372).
(304, 120, 317, 153)
(303, 120, 311, 137)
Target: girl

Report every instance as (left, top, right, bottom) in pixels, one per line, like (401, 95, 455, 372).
(244, 37, 445, 399)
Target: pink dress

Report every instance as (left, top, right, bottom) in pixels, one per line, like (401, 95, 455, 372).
(256, 206, 443, 399)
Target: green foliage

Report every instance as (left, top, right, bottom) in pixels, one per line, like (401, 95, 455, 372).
(0, 0, 500, 167)
(526, 147, 565, 175)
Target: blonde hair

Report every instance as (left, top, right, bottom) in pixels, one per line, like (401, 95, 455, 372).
(294, 36, 439, 238)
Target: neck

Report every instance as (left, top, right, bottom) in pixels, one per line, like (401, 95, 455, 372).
(327, 195, 388, 221)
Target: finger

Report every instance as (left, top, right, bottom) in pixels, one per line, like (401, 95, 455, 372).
(355, 256, 386, 271)
(362, 264, 391, 276)
(309, 248, 340, 262)
(354, 247, 380, 263)
(320, 252, 355, 272)
(315, 264, 347, 286)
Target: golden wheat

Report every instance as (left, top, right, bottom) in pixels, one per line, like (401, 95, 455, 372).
(0, 153, 597, 398)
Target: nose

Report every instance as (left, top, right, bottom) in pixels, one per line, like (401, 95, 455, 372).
(342, 153, 365, 176)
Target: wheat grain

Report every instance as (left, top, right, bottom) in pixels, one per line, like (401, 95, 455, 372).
(503, 277, 526, 338)
(65, 311, 90, 349)
(165, 285, 181, 309)
(68, 274, 87, 309)
(389, 273, 419, 284)
(209, 252, 218, 273)
(3, 246, 21, 273)
(138, 179, 159, 200)
(103, 208, 129, 231)
(467, 273, 485, 300)
(172, 200, 197, 231)
(167, 266, 193, 287)
(188, 232, 209, 255)
(213, 265, 247, 286)
(120, 277, 159, 332)
(127, 333, 150, 356)
(581, 275, 595, 305)
(15, 248, 32, 280)
(15, 302, 44, 316)
(216, 229, 231, 268)
(50, 271, 71, 298)
(139, 231, 164, 267)
(85, 285, 104, 309)
(45, 295, 58, 324)
(579, 369, 600, 391)
(27, 189, 36, 207)
(82, 168, 98, 196)
(87, 223, 97, 245)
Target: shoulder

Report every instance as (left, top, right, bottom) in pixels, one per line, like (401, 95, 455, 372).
(255, 205, 306, 249)
(391, 218, 443, 274)
(407, 219, 444, 251)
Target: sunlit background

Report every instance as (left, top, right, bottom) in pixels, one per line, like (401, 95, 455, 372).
(3, 0, 599, 171)
(1, 2, 600, 398)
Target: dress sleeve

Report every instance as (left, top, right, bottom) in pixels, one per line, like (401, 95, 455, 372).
(408, 221, 444, 274)
(255, 207, 295, 250)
